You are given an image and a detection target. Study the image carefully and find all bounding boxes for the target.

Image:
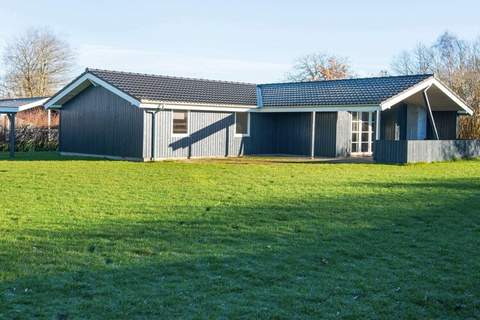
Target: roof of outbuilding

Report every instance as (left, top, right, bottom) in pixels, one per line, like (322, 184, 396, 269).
(87, 68, 258, 106)
(0, 96, 49, 108)
(257, 74, 434, 107)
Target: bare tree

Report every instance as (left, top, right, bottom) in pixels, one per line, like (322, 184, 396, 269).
(286, 53, 353, 81)
(392, 43, 435, 75)
(391, 32, 480, 138)
(1, 28, 75, 98)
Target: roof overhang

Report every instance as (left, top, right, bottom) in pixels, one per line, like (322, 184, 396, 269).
(44, 72, 141, 109)
(0, 97, 49, 113)
(0, 107, 20, 113)
(253, 104, 381, 113)
(139, 100, 257, 112)
(380, 77, 473, 115)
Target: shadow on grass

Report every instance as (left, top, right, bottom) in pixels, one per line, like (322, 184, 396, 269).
(0, 178, 479, 319)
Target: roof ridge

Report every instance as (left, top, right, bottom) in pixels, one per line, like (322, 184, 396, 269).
(258, 73, 434, 87)
(86, 68, 257, 86)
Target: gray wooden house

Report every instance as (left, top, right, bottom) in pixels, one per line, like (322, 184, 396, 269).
(44, 68, 478, 163)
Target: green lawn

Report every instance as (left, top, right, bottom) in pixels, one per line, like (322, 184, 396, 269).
(0, 153, 479, 319)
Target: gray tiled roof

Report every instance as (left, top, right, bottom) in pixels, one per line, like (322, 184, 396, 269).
(88, 68, 257, 106)
(257, 74, 433, 107)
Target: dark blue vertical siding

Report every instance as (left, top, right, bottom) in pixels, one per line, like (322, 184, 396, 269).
(314, 112, 337, 157)
(60, 85, 144, 159)
(427, 111, 458, 139)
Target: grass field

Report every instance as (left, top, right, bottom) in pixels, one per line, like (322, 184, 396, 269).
(0, 153, 479, 319)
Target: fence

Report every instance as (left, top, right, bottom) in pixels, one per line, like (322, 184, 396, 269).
(374, 140, 480, 164)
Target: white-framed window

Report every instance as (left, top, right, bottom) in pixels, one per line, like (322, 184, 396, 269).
(172, 110, 189, 136)
(235, 112, 250, 137)
(351, 111, 376, 155)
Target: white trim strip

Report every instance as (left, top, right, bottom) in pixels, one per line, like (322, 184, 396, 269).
(139, 101, 257, 112)
(141, 103, 254, 112)
(254, 105, 380, 113)
(45, 73, 141, 108)
(18, 98, 49, 111)
(0, 97, 49, 113)
(0, 107, 19, 113)
(141, 99, 257, 109)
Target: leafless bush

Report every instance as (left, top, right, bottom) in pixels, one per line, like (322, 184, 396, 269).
(0, 126, 58, 151)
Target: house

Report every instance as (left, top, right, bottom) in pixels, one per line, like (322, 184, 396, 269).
(44, 68, 478, 163)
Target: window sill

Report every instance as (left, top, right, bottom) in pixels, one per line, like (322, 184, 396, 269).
(172, 133, 189, 138)
(234, 134, 250, 138)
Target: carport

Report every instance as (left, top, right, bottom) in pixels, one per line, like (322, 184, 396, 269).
(0, 97, 49, 158)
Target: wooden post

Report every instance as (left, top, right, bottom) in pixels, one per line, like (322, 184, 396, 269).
(375, 110, 381, 140)
(7, 113, 16, 158)
(423, 87, 439, 140)
(47, 109, 52, 141)
(311, 111, 316, 159)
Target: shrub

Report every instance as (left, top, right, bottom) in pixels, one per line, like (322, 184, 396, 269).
(0, 126, 58, 152)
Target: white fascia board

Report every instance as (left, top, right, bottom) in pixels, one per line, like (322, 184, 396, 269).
(45, 73, 141, 109)
(139, 100, 257, 112)
(17, 98, 50, 112)
(253, 105, 381, 113)
(380, 77, 473, 115)
(379, 77, 434, 110)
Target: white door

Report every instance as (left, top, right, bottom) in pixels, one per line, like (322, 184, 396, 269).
(351, 112, 376, 155)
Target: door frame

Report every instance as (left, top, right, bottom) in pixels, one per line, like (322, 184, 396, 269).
(351, 111, 375, 156)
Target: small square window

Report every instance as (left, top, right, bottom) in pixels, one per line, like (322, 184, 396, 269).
(235, 112, 250, 136)
(172, 111, 188, 135)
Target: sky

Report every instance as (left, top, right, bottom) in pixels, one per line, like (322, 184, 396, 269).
(0, 0, 479, 83)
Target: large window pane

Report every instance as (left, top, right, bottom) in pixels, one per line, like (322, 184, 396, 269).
(173, 111, 188, 134)
(235, 112, 249, 135)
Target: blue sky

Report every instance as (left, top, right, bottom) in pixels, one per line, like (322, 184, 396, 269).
(0, 0, 479, 83)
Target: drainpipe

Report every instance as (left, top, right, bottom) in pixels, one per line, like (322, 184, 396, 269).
(151, 111, 157, 161)
(423, 85, 439, 140)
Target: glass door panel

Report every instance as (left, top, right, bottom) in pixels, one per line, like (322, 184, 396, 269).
(351, 111, 376, 155)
